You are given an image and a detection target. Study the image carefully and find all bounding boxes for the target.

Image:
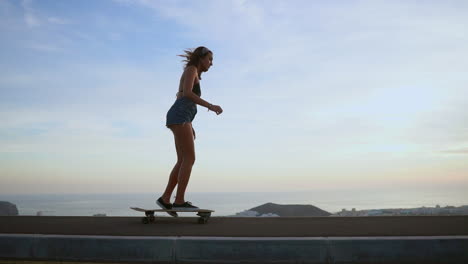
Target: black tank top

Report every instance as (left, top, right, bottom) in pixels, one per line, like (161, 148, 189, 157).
(192, 82, 201, 97)
(178, 82, 201, 97)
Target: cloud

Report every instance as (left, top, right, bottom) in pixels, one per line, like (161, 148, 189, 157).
(21, 0, 40, 27)
(440, 148, 468, 155)
(20, 0, 71, 28)
(0, 60, 177, 157)
(115, 0, 268, 44)
(0, 103, 166, 157)
(28, 43, 64, 52)
(122, 1, 468, 93)
(47, 16, 70, 25)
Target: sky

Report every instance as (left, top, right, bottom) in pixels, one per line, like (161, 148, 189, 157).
(0, 0, 467, 197)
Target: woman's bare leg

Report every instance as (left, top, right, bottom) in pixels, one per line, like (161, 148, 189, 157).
(174, 123, 195, 204)
(162, 123, 195, 205)
(161, 127, 183, 204)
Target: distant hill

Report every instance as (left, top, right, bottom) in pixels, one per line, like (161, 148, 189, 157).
(0, 201, 19, 216)
(248, 203, 331, 217)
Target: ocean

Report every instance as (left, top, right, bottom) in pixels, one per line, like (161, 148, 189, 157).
(1, 187, 467, 217)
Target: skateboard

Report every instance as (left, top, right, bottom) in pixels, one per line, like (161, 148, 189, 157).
(130, 207, 214, 224)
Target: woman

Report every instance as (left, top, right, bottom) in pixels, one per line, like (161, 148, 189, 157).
(157, 46, 223, 216)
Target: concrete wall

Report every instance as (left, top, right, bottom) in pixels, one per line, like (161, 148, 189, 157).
(1, 234, 467, 264)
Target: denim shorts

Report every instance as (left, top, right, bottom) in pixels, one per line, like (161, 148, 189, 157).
(166, 97, 198, 126)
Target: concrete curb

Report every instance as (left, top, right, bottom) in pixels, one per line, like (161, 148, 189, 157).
(1, 234, 467, 263)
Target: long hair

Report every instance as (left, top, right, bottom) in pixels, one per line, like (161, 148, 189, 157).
(178, 46, 212, 79)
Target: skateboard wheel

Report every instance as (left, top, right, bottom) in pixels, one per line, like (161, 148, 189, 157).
(197, 212, 211, 218)
(149, 215, 156, 222)
(142, 217, 150, 224)
(198, 217, 208, 224)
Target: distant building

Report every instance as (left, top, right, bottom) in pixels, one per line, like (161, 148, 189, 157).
(368, 210, 382, 216)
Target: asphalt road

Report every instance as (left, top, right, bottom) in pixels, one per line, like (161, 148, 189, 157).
(1, 215, 467, 237)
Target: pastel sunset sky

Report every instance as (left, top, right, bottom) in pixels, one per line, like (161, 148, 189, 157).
(1, 0, 467, 196)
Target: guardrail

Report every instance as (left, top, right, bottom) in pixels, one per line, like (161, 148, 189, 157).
(1, 234, 467, 263)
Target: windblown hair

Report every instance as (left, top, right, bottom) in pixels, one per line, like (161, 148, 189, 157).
(178, 46, 212, 79)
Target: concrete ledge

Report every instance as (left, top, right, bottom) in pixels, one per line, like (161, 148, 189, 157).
(1, 234, 468, 264)
(0, 235, 175, 263)
(176, 237, 329, 263)
(329, 237, 468, 264)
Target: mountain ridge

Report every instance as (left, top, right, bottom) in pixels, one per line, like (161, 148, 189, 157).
(247, 202, 331, 217)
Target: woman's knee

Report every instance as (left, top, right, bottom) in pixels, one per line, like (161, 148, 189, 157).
(174, 160, 183, 168)
(183, 153, 196, 165)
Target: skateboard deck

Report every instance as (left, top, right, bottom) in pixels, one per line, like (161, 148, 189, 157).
(130, 207, 214, 224)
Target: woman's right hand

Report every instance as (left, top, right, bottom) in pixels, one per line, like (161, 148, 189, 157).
(209, 104, 223, 115)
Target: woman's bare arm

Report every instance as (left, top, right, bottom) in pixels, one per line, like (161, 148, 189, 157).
(182, 66, 212, 109)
